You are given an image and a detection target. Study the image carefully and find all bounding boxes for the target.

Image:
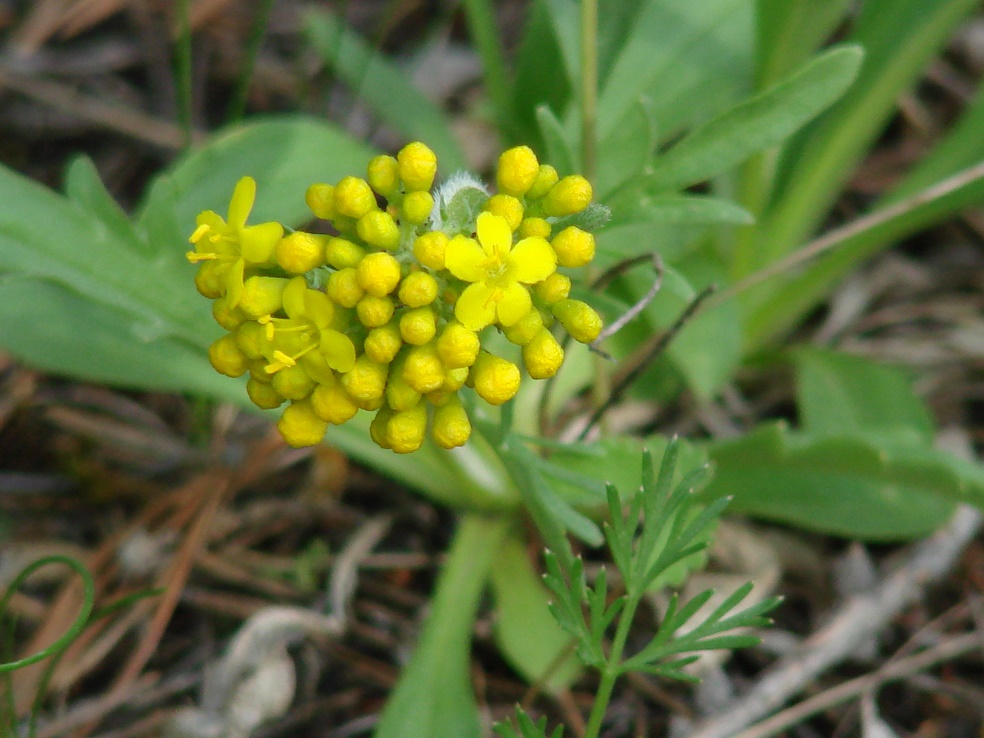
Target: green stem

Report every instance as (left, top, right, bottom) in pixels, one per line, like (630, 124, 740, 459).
(583, 594, 641, 738)
(174, 0, 193, 148)
(226, 0, 274, 123)
(462, 0, 514, 136)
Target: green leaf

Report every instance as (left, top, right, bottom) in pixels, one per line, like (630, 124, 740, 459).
(792, 348, 935, 444)
(139, 117, 377, 234)
(701, 422, 973, 540)
(490, 532, 581, 693)
(64, 157, 142, 252)
(375, 515, 508, 738)
(607, 194, 753, 228)
(0, 277, 234, 399)
(754, 0, 979, 269)
(636, 45, 862, 194)
(0, 160, 204, 348)
(596, 95, 659, 198)
(597, 0, 754, 139)
(512, 0, 572, 146)
(302, 9, 466, 172)
(535, 105, 576, 174)
(754, 0, 853, 88)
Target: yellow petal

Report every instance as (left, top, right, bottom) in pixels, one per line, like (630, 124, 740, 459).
(496, 282, 532, 327)
(304, 289, 335, 328)
(228, 177, 257, 228)
(445, 236, 487, 282)
(225, 259, 246, 307)
(476, 211, 511, 260)
(321, 330, 356, 373)
(301, 349, 336, 385)
(508, 236, 556, 284)
(454, 282, 497, 331)
(239, 222, 283, 264)
(282, 276, 307, 319)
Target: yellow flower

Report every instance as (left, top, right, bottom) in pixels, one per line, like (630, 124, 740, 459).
(186, 177, 283, 307)
(261, 277, 357, 379)
(278, 399, 328, 447)
(445, 212, 556, 330)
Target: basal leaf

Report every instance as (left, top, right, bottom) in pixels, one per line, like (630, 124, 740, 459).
(139, 117, 377, 233)
(639, 45, 863, 194)
(792, 347, 935, 444)
(701, 422, 970, 540)
(302, 9, 466, 172)
(490, 533, 581, 692)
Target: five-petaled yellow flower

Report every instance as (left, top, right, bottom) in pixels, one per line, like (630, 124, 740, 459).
(445, 212, 556, 331)
(187, 177, 283, 307)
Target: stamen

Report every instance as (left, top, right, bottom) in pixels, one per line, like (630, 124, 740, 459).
(189, 223, 210, 243)
(186, 250, 219, 263)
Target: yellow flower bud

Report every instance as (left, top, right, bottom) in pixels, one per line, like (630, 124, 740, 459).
(341, 355, 389, 408)
(523, 328, 564, 379)
(471, 353, 520, 406)
(432, 396, 471, 449)
(326, 267, 364, 308)
(402, 343, 445, 393)
(311, 381, 359, 424)
(356, 295, 395, 328)
(386, 369, 423, 412)
(399, 306, 438, 345)
(518, 217, 551, 239)
(442, 366, 469, 392)
(533, 272, 571, 304)
(363, 322, 404, 364)
(551, 226, 595, 268)
(357, 252, 402, 297)
(413, 231, 448, 271)
(397, 142, 437, 191)
(436, 321, 480, 369)
(553, 299, 603, 343)
(542, 175, 593, 217)
(386, 401, 428, 454)
(236, 320, 271, 361)
(356, 210, 401, 250)
(367, 154, 400, 197)
(212, 296, 246, 332)
(194, 260, 225, 299)
(334, 176, 376, 219)
(503, 308, 544, 346)
(271, 363, 317, 400)
(398, 271, 439, 307)
(369, 405, 394, 449)
(239, 276, 288, 319)
(275, 231, 326, 274)
(401, 190, 434, 225)
(247, 377, 284, 409)
(526, 164, 559, 200)
(209, 334, 250, 377)
(277, 399, 328, 447)
(496, 145, 540, 198)
(325, 237, 366, 269)
(305, 183, 336, 220)
(484, 194, 524, 231)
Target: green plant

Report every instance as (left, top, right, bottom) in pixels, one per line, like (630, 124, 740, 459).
(2, 0, 984, 735)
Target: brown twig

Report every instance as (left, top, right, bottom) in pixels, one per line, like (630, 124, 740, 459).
(687, 504, 983, 738)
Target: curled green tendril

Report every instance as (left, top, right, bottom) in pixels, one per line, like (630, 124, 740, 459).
(0, 555, 95, 674)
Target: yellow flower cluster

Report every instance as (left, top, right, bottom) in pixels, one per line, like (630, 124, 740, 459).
(188, 143, 603, 453)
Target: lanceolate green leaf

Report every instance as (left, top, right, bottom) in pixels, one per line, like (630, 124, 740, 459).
(490, 532, 581, 693)
(139, 117, 377, 234)
(754, 0, 853, 88)
(701, 422, 975, 540)
(792, 348, 935, 444)
(302, 9, 466, 172)
(755, 0, 979, 269)
(375, 515, 509, 738)
(635, 45, 862, 195)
